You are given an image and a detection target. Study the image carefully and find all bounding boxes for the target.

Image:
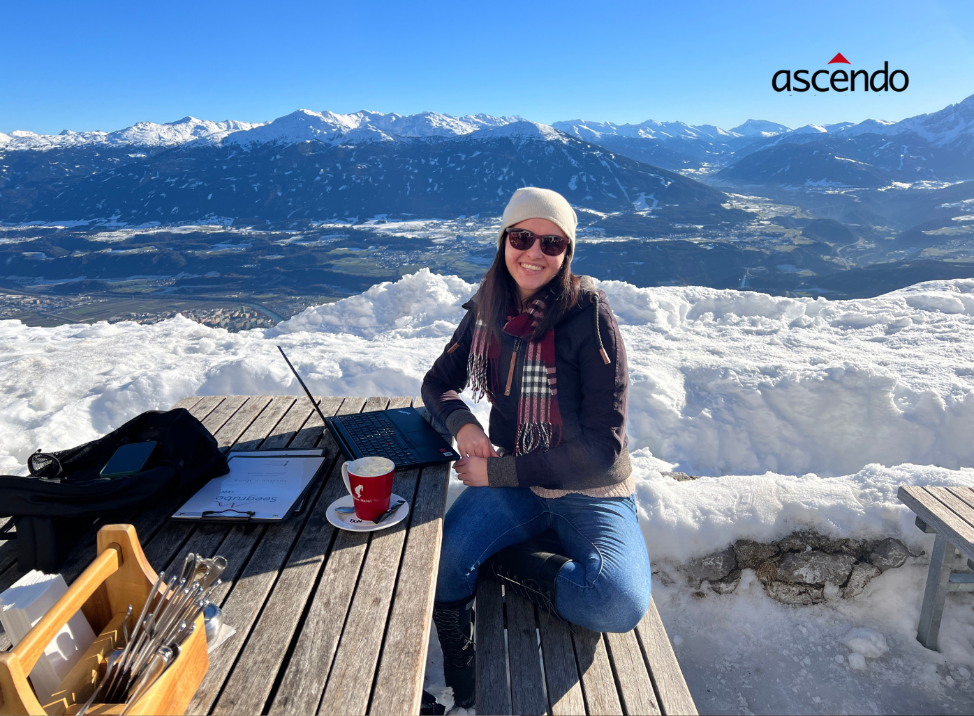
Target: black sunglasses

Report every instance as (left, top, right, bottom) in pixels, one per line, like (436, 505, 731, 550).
(505, 228, 570, 256)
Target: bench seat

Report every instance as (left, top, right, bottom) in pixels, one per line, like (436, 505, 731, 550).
(475, 579, 697, 715)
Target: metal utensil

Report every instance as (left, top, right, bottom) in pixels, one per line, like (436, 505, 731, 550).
(373, 499, 406, 524)
(201, 556, 227, 588)
(122, 604, 132, 646)
(203, 603, 224, 644)
(120, 647, 172, 716)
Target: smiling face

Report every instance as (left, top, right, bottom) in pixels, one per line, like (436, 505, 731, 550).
(504, 218, 569, 305)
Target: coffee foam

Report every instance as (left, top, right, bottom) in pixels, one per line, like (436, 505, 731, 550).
(350, 456, 394, 476)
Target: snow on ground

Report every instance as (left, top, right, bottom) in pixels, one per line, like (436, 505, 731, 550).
(2, 269, 974, 713)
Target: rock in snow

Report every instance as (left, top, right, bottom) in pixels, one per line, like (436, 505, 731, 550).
(868, 537, 911, 572)
(733, 539, 780, 570)
(842, 562, 883, 598)
(686, 546, 737, 586)
(776, 551, 857, 586)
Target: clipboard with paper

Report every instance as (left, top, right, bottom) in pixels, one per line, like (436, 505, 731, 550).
(172, 453, 327, 521)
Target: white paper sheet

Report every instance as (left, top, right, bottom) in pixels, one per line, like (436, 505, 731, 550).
(173, 456, 325, 520)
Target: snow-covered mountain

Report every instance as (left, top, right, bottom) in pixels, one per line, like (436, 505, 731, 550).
(729, 119, 791, 137)
(720, 93, 974, 184)
(551, 119, 738, 142)
(222, 109, 524, 146)
(0, 117, 264, 150)
(3, 93, 973, 217)
(0, 115, 732, 226)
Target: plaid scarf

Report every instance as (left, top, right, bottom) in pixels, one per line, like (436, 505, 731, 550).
(468, 297, 563, 455)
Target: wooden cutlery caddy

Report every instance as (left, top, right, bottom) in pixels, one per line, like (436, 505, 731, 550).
(0, 524, 208, 715)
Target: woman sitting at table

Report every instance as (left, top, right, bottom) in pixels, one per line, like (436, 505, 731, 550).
(421, 187, 651, 708)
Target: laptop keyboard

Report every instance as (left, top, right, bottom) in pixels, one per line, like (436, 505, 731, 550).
(337, 412, 421, 467)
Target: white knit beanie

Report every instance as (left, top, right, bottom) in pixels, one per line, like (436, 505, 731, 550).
(497, 187, 578, 251)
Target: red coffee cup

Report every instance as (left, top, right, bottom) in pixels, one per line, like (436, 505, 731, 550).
(341, 456, 395, 521)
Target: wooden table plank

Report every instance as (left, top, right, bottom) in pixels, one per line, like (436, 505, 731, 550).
(572, 627, 622, 716)
(270, 526, 370, 715)
(201, 395, 250, 441)
(927, 487, 974, 539)
(196, 522, 266, 609)
(159, 523, 235, 575)
(537, 612, 585, 716)
(173, 396, 203, 411)
(604, 630, 661, 716)
(190, 395, 229, 424)
(211, 457, 346, 715)
(635, 600, 697, 716)
(319, 406, 431, 716)
(899, 486, 974, 563)
(507, 595, 548, 716)
(260, 396, 318, 449)
(231, 396, 296, 452)
(264, 397, 371, 715)
(369, 463, 450, 715)
(476, 579, 513, 716)
(142, 521, 198, 572)
(188, 471, 331, 714)
(188, 398, 361, 715)
(288, 396, 345, 450)
(948, 487, 974, 513)
(211, 395, 273, 450)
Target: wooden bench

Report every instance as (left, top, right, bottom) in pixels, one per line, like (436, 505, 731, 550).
(0, 394, 450, 715)
(898, 486, 974, 651)
(475, 565, 697, 715)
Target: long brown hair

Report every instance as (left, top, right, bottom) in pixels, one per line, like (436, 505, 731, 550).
(476, 235, 581, 342)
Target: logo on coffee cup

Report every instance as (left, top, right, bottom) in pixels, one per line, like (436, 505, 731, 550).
(355, 484, 364, 497)
(773, 54, 908, 93)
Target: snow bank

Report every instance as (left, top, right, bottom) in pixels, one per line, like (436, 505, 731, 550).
(271, 269, 472, 338)
(633, 452, 974, 562)
(607, 277, 974, 476)
(2, 268, 973, 490)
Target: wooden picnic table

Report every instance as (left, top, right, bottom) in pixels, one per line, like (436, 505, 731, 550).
(898, 485, 974, 651)
(0, 394, 450, 715)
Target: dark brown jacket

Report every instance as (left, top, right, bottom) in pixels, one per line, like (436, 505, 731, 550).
(421, 277, 631, 490)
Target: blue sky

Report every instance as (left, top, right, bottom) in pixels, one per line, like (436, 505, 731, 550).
(2, 0, 973, 135)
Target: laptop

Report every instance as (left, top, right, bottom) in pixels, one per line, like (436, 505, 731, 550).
(276, 345, 457, 470)
(325, 407, 458, 469)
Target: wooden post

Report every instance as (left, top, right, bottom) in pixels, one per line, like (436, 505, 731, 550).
(917, 532, 955, 650)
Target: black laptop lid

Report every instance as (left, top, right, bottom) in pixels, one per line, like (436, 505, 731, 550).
(385, 407, 446, 447)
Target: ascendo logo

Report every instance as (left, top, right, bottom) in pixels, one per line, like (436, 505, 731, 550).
(773, 53, 909, 93)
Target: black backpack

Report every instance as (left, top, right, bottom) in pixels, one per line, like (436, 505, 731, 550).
(0, 408, 229, 572)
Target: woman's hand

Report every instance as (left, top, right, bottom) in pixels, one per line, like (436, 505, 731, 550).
(456, 423, 498, 459)
(454, 456, 489, 486)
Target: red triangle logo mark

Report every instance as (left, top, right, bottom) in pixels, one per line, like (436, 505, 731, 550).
(828, 53, 851, 64)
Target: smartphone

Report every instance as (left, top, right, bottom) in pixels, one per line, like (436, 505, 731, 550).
(100, 441, 157, 479)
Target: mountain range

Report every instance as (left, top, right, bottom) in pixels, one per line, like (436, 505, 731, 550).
(1, 93, 973, 228)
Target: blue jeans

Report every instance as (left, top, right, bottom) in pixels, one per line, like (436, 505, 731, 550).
(435, 486, 652, 633)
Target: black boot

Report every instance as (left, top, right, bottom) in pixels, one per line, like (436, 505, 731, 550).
(483, 541, 571, 617)
(432, 597, 475, 709)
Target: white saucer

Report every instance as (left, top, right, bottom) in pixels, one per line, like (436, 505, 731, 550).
(326, 493, 409, 532)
